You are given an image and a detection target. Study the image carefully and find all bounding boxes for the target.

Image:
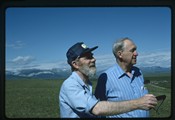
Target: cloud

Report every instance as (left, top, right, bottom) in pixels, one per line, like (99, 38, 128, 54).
(6, 56, 36, 72)
(6, 50, 171, 72)
(32, 61, 70, 70)
(95, 54, 115, 71)
(137, 50, 171, 68)
(6, 57, 70, 72)
(6, 40, 25, 49)
(12, 56, 35, 65)
(95, 50, 171, 72)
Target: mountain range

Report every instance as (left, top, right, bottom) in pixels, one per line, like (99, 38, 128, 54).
(5, 66, 171, 80)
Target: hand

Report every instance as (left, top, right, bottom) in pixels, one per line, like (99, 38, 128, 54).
(137, 94, 158, 110)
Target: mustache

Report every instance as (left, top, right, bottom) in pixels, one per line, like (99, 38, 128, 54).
(90, 63, 96, 67)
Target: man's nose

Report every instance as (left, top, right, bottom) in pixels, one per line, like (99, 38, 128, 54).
(134, 51, 138, 56)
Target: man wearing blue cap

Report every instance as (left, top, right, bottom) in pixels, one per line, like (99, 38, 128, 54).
(59, 42, 157, 118)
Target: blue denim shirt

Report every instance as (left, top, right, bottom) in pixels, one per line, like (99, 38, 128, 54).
(95, 63, 149, 118)
(59, 72, 99, 118)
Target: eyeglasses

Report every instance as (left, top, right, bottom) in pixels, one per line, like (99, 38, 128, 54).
(152, 95, 166, 115)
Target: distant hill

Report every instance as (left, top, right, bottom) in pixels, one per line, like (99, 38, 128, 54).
(140, 66, 171, 76)
(5, 66, 171, 80)
(6, 68, 71, 80)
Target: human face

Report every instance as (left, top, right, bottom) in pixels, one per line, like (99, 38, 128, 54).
(121, 40, 138, 66)
(77, 52, 96, 78)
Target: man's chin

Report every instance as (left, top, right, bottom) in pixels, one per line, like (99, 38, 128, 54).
(132, 59, 137, 64)
(88, 73, 96, 79)
(88, 69, 96, 78)
(133, 62, 137, 65)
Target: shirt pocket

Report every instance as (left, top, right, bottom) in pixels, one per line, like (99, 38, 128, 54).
(141, 86, 148, 96)
(107, 90, 123, 101)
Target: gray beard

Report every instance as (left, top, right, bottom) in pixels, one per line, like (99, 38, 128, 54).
(79, 65, 96, 79)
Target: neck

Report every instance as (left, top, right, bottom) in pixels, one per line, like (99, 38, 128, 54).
(117, 60, 132, 73)
(76, 71, 89, 84)
(117, 60, 133, 78)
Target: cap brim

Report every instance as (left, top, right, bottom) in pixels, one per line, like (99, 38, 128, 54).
(90, 46, 98, 51)
(84, 46, 98, 53)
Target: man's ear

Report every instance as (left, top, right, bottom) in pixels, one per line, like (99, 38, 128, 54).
(117, 51, 122, 58)
(72, 61, 79, 69)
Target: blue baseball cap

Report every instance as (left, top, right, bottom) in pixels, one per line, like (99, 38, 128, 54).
(66, 42, 98, 65)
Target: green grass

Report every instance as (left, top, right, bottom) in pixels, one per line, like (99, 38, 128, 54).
(5, 79, 63, 118)
(5, 74, 171, 118)
(143, 75, 171, 118)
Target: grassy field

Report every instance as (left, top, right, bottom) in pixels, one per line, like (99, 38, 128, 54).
(5, 74, 171, 118)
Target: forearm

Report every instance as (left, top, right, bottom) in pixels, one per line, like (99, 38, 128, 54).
(92, 94, 157, 116)
(92, 100, 139, 116)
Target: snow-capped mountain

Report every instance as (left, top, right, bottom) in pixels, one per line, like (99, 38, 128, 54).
(6, 68, 71, 80)
(5, 66, 170, 80)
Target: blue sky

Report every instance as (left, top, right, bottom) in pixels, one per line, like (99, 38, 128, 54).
(6, 7, 171, 72)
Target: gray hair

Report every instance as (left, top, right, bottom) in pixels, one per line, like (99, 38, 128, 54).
(112, 37, 132, 58)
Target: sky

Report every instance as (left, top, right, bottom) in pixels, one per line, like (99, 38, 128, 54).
(5, 7, 171, 72)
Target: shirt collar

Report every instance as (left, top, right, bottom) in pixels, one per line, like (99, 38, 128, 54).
(115, 63, 136, 79)
(72, 71, 92, 90)
(115, 63, 125, 79)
